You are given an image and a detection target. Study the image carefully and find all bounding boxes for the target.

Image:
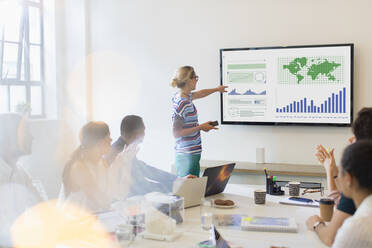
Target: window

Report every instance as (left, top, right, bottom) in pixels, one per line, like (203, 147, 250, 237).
(0, 0, 44, 117)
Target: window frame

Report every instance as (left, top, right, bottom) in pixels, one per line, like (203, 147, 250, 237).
(0, 0, 45, 118)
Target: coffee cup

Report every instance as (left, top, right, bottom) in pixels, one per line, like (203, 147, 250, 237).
(319, 198, 334, 221)
(254, 190, 266, 204)
(287, 182, 301, 196)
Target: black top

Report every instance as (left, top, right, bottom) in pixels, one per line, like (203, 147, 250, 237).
(105, 137, 177, 197)
(337, 193, 356, 215)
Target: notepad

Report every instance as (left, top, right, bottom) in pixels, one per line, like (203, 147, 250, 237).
(279, 197, 320, 208)
(241, 216, 298, 233)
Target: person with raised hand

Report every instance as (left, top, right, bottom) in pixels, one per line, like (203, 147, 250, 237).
(307, 107, 372, 246)
(331, 140, 372, 247)
(105, 115, 196, 197)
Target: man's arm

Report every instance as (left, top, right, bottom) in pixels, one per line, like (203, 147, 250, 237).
(306, 209, 351, 246)
(135, 159, 178, 182)
(192, 86, 227, 100)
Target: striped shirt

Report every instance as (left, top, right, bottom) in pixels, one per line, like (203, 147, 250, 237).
(172, 93, 202, 154)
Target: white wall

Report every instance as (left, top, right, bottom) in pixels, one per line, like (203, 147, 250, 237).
(86, 0, 372, 172)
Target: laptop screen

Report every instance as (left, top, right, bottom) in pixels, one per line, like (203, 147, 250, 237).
(203, 163, 235, 197)
(212, 226, 231, 248)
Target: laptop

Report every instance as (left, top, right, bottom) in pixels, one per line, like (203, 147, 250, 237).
(203, 163, 235, 197)
(198, 226, 231, 248)
(173, 176, 208, 208)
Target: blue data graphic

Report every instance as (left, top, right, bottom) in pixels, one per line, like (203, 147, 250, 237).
(229, 89, 267, 96)
(276, 88, 346, 114)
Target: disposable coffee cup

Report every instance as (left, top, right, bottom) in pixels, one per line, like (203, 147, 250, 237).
(319, 198, 334, 222)
(287, 182, 301, 196)
(254, 190, 266, 204)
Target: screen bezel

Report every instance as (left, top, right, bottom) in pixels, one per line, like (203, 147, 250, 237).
(219, 43, 354, 127)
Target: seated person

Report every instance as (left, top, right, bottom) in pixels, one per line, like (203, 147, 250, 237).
(105, 115, 195, 197)
(307, 107, 372, 246)
(63, 121, 135, 212)
(331, 140, 372, 247)
(0, 113, 44, 247)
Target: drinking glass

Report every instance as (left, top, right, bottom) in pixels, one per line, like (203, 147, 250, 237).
(200, 198, 213, 231)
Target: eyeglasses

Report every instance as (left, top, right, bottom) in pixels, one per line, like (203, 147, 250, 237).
(193, 75, 199, 81)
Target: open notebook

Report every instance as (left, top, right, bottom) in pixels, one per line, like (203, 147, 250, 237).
(241, 216, 298, 233)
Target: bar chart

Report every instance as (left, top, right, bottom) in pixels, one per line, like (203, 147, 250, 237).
(276, 88, 346, 114)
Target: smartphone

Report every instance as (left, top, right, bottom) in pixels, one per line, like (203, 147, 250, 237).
(210, 121, 219, 127)
(289, 197, 313, 203)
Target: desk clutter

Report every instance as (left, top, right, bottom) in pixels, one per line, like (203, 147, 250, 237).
(103, 192, 185, 244)
(265, 168, 285, 195)
(96, 165, 326, 247)
(264, 168, 323, 197)
(213, 214, 298, 233)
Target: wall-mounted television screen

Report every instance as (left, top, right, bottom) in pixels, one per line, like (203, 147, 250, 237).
(220, 44, 353, 126)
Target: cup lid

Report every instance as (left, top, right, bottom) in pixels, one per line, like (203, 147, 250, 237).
(320, 198, 335, 205)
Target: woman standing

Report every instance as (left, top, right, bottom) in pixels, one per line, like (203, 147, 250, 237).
(171, 66, 227, 177)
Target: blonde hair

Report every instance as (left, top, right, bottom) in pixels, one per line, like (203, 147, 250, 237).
(171, 66, 195, 88)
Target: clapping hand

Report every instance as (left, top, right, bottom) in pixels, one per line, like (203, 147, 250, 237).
(315, 145, 336, 173)
(116, 143, 139, 164)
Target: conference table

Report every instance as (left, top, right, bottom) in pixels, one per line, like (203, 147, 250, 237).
(121, 184, 328, 248)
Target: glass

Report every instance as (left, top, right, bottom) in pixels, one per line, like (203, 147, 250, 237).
(30, 45, 41, 81)
(29, 6, 41, 44)
(9, 85, 26, 113)
(0, 85, 9, 113)
(30, 86, 42, 115)
(200, 198, 213, 231)
(2, 42, 19, 79)
(115, 224, 135, 247)
(0, 2, 22, 42)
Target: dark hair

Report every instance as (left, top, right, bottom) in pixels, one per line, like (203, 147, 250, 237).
(79, 121, 110, 149)
(120, 115, 144, 137)
(63, 121, 110, 195)
(352, 107, 372, 140)
(341, 140, 372, 192)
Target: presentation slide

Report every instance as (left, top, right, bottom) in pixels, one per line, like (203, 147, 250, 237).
(220, 44, 353, 126)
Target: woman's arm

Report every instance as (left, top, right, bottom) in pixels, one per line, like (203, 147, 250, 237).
(173, 116, 216, 138)
(316, 145, 338, 191)
(192, 86, 228, 100)
(69, 162, 111, 209)
(306, 209, 351, 246)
